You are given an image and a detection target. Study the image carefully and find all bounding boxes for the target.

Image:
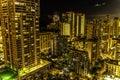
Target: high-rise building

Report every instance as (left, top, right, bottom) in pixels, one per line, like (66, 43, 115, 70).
(86, 22, 94, 39)
(61, 12, 85, 39)
(51, 33, 58, 55)
(40, 32, 53, 54)
(76, 13, 85, 37)
(113, 17, 120, 38)
(0, 0, 40, 72)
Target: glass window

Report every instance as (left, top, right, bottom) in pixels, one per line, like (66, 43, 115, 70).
(15, 17, 18, 20)
(15, 2, 20, 5)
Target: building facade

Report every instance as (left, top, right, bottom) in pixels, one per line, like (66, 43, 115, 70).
(0, 0, 40, 73)
(116, 40, 120, 60)
(105, 60, 120, 77)
(113, 17, 120, 38)
(40, 32, 53, 54)
(61, 12, 85, 39)
(0, 26, 3, 61)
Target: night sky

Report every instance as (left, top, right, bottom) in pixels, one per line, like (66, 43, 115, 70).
(40, 0, 120, 27)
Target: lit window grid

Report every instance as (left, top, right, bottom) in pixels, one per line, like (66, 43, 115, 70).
(0, 0, 40, 70)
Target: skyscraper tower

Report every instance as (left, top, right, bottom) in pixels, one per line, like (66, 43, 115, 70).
(61, 12, 85, 39)
(0, 0, 40, 72)
(113, 17, 120, 38)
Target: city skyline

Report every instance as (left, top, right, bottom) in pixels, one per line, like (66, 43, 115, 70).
(40, 0, 120, 28)
(0, 0, 120, 80)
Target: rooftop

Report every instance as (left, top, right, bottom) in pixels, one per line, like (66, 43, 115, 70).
(0, 59, 51, 80)
(19, 59, 51, 77)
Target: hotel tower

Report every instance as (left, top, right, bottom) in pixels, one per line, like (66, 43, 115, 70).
(0, 0, 40, 73)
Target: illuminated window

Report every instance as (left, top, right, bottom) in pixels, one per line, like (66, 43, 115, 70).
(24, 32, 27, 34)
(24, 45, 27, 48)
(23, 13, 26, 16)
(16, 35, 19, 39)
(23, 22, 26, 25)
(36, 20, 39, 23)
(36, 39, 39, 41)
(31, 7, 35, 12)
(15, 2, 20, 5)
(30, 18, 32, 20)
(36, 16, 39, 18)
(20, 3, 25, 6)
(26, 18, 29, 20)
(36, 25, 39, 27)
(15, 25, 18, 28)
(36, 29, 39, 31)
(35, 3, 38, 6)
(15, 17, 18, 20)
(31, 35, 33, 38)
(15, 13, 20, 17)
(16, 30, 18, 33)
(6, 29, 8, 32)
(24, 32, 29, 34)
(24, 39, 27, 41)
(2, 3, 7, 6)
(23, 20, 25, 23)
(15, 23, 18, 26)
